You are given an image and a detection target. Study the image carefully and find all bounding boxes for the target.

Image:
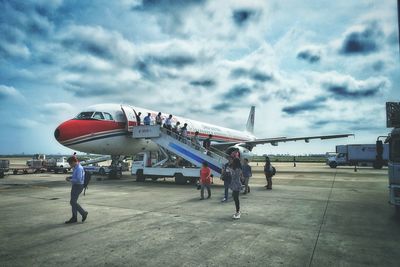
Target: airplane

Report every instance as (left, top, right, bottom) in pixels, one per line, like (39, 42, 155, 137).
(54, 104, 353, 163)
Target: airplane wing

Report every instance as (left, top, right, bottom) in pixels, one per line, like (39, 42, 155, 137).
(212, 134, 354, 150)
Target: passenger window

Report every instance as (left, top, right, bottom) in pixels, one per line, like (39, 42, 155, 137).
(93, 112, 104, 120)
(104, 112, 113, 120)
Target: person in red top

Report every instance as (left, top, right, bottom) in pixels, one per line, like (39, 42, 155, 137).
(199, 161, 211, 200)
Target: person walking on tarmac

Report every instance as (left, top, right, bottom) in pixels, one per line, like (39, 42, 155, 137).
(156, 112, 163, 126)
(199, 162, 212, 200)
(264, 157, 274, 190)
(230, 158, 243, 219)
(221, 157, 233, 202)
(65, 156, 88, 224)
(242, 158, 252, 194)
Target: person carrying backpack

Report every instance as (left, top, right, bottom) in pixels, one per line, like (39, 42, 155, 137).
(221, 157, 233, 202)
(264, 157, 275, 190)
(65, 156, 88, 224)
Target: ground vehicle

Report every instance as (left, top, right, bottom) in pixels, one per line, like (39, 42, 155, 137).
(26, 154, 46, 168)
(45, 157, 70, 173)
(83, 164, 112, 176)
(0, 160, 10, 178)
(386, 102, 400, 213)
(327, 144, 389, 169)
(131, 151, 200, 184)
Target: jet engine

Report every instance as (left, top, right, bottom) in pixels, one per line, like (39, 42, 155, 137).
(225, 144, 254, 160)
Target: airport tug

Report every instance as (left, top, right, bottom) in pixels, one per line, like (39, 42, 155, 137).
(386, 102, 400, 213)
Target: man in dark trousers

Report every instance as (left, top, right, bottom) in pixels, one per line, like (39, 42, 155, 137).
(264, 157, 274, 190)
(65, 156, 88, 224)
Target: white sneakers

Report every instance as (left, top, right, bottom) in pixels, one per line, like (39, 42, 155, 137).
(232, 211, 241, 220)
(221, 198, 227, 202)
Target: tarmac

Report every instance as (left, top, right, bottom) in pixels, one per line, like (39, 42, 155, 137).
(0, 162, 399, 267)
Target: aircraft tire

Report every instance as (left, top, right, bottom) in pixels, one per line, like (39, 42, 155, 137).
(329, 162, 337, 168)
(175, 173, 186, 185)
(373, 161, 383, 169)
(136, 170, 145, 182)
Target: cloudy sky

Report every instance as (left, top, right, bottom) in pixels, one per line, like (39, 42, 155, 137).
(0, 0, 399, 155)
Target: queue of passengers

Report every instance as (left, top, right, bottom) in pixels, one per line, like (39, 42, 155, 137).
(135, 112, 210, 151)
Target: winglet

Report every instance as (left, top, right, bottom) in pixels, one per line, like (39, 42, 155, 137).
(246, 106, 255, 134)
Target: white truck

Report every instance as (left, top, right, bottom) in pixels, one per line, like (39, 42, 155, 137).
(327, 144, 389, 169)
(45, 157, 70, 173)
(131, 151, 201, 185)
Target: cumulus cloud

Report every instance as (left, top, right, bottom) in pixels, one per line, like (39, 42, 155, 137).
(232, 9, 258, 27)
(0, 0, 398, 155)
(339, 21, 384, 55)
(7, 118, 41, 129)
(60, 25, 136, 65)
(230, 67, 274, 82)
(282, 97, 326, 115)
(0, 0, 60, 59)
(224, 85, 252, 100)
(296, 46, 321, 63)
(189, 79, 216, 88)
(318, 72, 389, 99)
(0, 85, 25, 101)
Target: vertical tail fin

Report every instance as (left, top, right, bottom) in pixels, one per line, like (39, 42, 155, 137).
(246, 106, 255, 134)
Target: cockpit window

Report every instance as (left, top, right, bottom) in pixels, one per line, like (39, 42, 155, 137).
(104, 112, 113, 120)
(75, 112, 94, 119)
(93, 112, 104, 120)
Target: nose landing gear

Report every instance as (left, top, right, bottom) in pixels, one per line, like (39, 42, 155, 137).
(109, 155, 123, 179)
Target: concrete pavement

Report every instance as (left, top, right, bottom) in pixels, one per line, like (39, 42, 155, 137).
(0, 163, 399, 267)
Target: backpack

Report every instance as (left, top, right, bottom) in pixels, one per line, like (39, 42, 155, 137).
(221, 164, 232, 182)
(83, 171, 92, 195)
(271, 166, 276, 176)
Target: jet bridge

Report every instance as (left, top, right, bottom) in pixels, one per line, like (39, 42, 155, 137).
(132, 125, 228, 176)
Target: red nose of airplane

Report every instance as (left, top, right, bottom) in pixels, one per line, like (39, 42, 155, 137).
(54, 120, 78, 143)
(54, 118, 126, 145)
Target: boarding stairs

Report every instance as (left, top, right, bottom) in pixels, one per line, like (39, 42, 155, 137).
(132, 125, 229, 176)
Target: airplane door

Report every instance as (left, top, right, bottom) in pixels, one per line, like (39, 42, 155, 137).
(121, 105, 137, 132)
